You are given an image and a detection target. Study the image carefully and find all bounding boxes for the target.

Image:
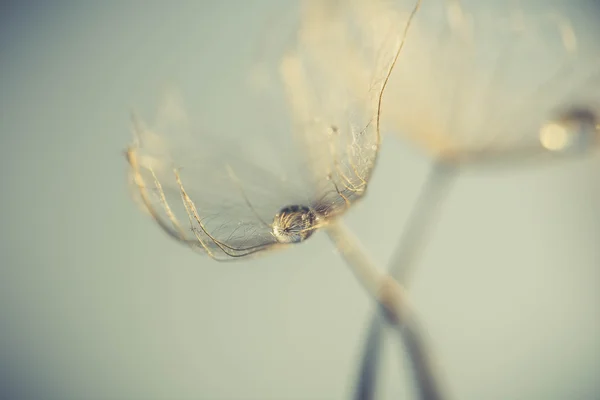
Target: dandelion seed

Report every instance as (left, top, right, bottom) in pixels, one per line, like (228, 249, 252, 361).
(125, 0, 420, 261)
(379, 0, 600, 167)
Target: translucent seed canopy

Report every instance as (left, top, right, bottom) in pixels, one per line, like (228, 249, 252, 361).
(125, 0, 417, 260)
(277, 0, 419, 208)
(327, 0, 600, 166)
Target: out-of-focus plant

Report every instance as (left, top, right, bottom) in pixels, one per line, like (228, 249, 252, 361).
(318, 1, 600, 399)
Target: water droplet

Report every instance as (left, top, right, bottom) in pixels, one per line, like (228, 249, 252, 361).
(539, 108, 598, 153)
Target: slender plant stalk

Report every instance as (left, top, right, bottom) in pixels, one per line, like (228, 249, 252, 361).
(324, 188, 447, 400)
(345, 161, 459, 400)
(388, 161, 458, 283)
(353, 312, 385, 400)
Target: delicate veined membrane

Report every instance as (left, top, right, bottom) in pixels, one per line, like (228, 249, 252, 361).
(126, 92, 323, 261)
(278, 0, 420, 194)
(125, 1, 421, 261)
(349, 0, 600, 167)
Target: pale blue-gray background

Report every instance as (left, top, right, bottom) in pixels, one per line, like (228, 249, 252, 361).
(1, 1, 599, 399)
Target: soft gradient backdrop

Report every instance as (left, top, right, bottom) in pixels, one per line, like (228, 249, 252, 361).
(1, 1, 599, 399)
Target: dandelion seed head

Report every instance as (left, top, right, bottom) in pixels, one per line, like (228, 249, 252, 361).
(125, 0, 421, 260)
(335, 1, 600, 166)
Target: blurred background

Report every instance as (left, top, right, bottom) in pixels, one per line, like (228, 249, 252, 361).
(0, 1, 599, 399)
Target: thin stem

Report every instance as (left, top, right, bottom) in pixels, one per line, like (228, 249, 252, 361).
(388, 161, 459, 283)
(351, 161, 459, 400)
(324, 221, 401, 307)
(396, 310, 448, 400)
(353, 313, 385, 400)
(324, 219, 443, 400)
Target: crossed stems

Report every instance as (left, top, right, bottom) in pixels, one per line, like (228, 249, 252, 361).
(325, 161, 456, 400)
(345, 136, 600, 400)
